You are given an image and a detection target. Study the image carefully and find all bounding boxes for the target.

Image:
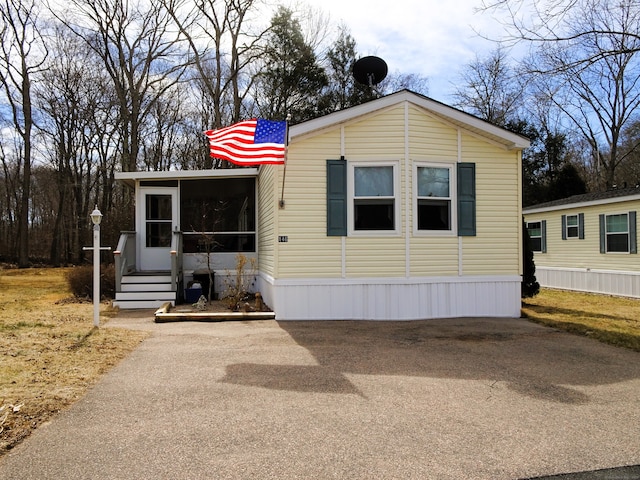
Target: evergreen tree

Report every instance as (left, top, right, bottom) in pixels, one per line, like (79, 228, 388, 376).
(522, 220, 540, 298)
(318, 26, 378, 114)
(547, 163, 587, 201)
(254, 6, 328, 123)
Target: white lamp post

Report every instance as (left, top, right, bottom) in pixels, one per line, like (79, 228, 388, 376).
(90, 206, 102, 327)
(83, 206, 110, 327)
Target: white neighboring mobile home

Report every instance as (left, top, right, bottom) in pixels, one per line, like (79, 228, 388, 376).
(523, 187, 640, 298)
(113, 90, 530, 320)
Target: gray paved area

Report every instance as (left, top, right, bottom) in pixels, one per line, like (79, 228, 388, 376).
(1, 314, 639, 479)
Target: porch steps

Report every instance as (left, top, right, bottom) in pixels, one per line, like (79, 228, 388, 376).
(113, 272, 177, 309)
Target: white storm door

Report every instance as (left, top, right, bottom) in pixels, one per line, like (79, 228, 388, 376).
(138, 187, 178, 271)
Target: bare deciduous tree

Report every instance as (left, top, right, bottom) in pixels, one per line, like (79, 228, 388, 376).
(452, 47, 524, 127)
(480, 0, 640, 68)
(161, 0, 267, 131)
(527, 1, 640, 188)
(54, 0, 189, 172)
(35, 25, 115, 264)
(480, 0, 640, 189)
(0, 0, 47, 266)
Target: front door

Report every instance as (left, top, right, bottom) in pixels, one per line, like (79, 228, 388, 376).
(138, 187, 178, 271)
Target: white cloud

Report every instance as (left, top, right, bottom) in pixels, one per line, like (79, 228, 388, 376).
(300, 0, 505, 101)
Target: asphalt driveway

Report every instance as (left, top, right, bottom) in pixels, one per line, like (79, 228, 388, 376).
(1, 314, 639, 479)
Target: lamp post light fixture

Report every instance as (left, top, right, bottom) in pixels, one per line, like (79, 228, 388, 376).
(90, 206, 102, 327)
(90, 206, 103, 226)
(83, 205, 109, 327)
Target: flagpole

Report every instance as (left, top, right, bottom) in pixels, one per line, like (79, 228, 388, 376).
(279, 114, 291, 209)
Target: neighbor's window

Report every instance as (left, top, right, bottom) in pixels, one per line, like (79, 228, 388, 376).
(605, 213, 629, 252)
(416, 165, 452, 231)
(566, 214, 579, 238)
(527, 221, 543, 252)
(353, 165, 396, 231)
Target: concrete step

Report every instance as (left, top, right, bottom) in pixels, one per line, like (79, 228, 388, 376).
(113, 299, 175, 309)
(116, 272, 176, 309)
(122, 274, 171, 284)
(122, 282, 173, 292)
(115, 291, 176, 302)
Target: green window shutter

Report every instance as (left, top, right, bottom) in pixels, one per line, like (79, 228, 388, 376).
(630, 211, 637, 254)
(541, 220, 547, 253)
(561, 215, 567, 240)
(599, 214, 606, 253)
(326, 159, 347, 236)
(578, 213, 585, 239)
(457, 162, 476, 236)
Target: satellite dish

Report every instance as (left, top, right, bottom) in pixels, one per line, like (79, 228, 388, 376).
(353, 56, 388, 86)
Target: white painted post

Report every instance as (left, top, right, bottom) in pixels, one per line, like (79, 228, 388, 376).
(90, 206, 103, 328)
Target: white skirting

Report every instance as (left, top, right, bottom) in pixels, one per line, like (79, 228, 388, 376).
(536, 266, 640, 298)
(257, 274, 522, 320)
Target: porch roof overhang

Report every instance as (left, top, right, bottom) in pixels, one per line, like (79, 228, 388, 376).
(115, 168, 259, 189)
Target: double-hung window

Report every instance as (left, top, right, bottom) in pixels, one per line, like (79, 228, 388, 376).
(562, 213, 584, 240)
(605, 213, 630, 252)
(415, 164, 454, 233)
(351, 163, 398, 233)
(566, 215, 579, 238)
(599, 211, 637, 254)
(527, 221, 545, 252)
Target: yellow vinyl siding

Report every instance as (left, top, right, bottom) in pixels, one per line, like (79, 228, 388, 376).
(345, 237, 406, 276)
(257, 164, 277, 276)
(343, 106, 407, 277)
(276, 132, 344, 278)
(271, 102, 522, 279)
(344, 106, 406, 158)
(409, 237, 459, 275)
(526, 200, 640, 272)
(407, 106, 458, 161)
(461, 134, 520, 275)
(407, 106, 460, 276)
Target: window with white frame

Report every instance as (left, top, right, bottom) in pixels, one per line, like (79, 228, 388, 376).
(527, 221, 543, 252)
(352, 164, 397, 232)
(566, 214, 579, 238)
(415, 164, 453, 231)
(605, 213, 629, 252)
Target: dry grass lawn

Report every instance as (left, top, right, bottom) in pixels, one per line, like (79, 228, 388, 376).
(0, 267, 148, 454)
(522, 288, 640, 352)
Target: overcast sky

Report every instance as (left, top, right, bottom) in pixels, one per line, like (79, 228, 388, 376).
(300, 0, 508, 102)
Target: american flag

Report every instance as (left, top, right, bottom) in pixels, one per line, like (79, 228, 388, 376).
(204, 119, 287, 166)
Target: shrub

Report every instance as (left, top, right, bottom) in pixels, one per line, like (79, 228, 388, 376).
(65, 264, 116, 300)
(522, 220, 540, 298)
(222, 254, 257, 311)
